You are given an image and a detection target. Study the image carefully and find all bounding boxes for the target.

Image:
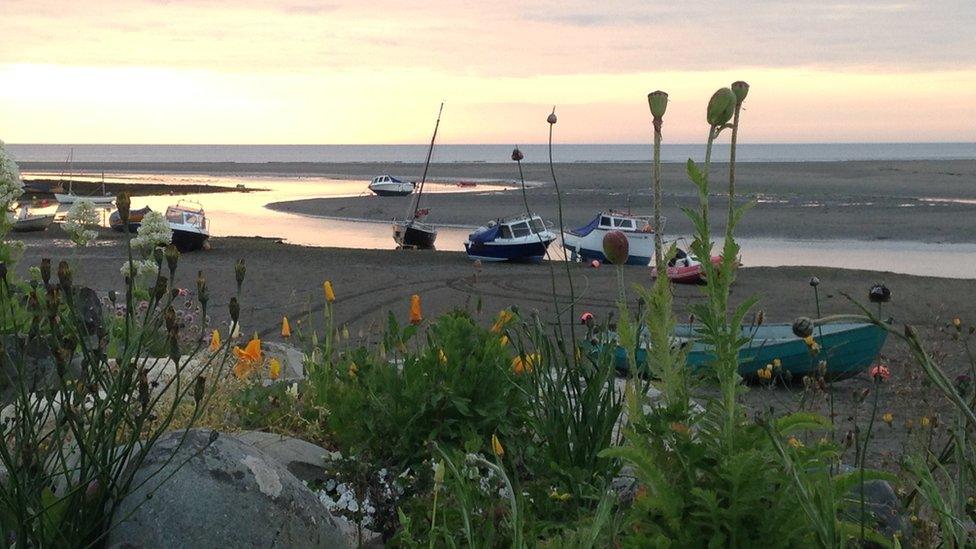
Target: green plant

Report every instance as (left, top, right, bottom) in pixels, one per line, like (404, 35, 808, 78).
(0, 195, 234, 546)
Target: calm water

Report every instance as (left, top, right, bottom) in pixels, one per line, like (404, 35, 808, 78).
(10, 142, 976, 164)
(20, 171, 976, 279)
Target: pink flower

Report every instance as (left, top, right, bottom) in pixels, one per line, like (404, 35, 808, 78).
(869, 364, 890, 382)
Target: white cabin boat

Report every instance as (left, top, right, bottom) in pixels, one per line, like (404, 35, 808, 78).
(165, 201, 210, 252)
(368, 175, 415, 197)
(562, 211, 660, 266)
(465, 213, 555, 262)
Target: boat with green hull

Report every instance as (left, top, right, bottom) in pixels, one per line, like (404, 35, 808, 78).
(612, 322, 887, 381)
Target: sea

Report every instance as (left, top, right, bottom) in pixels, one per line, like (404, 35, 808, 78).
(8, 142, 976, 164)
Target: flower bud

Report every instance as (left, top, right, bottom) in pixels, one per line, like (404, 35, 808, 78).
(511, 147, 524, 162)
(40, 258, 51, 286)
(153, 246, 164, 267)
(153, 276, 167, 301)
(547, 110, 557, 125)
(164, 244, 179, 275)
(602, 230, 629, 265)
(809, 276, 820, 287)
(731, 81, 750, 105)
(229, 296, 240, 322)
(194, 375, 206, 405)
(108, 290, 117, 304)
(235, 258, 246, 290)
(647, 90, 668, 119)
(869, 283, 891, 303)
(706, 87, 737, 126)
(57, 261, 72, 292)
(792, 317, 814, 338)
(116, 192, 131, 223)
(164, 305, 177, 333)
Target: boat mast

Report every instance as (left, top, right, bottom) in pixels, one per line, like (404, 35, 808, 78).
(406, 102, 444, 220)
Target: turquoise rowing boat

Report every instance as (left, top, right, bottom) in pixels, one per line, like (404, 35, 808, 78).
(613, 322, 888, 381)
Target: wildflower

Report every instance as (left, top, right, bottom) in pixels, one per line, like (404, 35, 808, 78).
(757, 364, 773, 381)
(548, 488, 572, 502)
(772, 358, 782, 369)
(232, 336, 262, 380)
(511, 147, 524, 162)
(433, 460, 446, 485)
(438, 349, 448, 365)
(869, 364, 890, 382)
(209, 329, 221, 351)
(269, 358, 282, 381)
(512, 353, 539, 375)
(809, 276, 820, 287)
(579, 312, 594, 325)
(491, 309, 514, 333)
(409, 294, 423, 325)
(281, 316, 291, 337)
(348, 362, 359, 379)
(804, 335, 821, 355)
(952, 317, 962, 329)
(787, 436, 804, 449)
(547, 109, 557, 125)
(286, 383, 298, 399)
(499, 335, 509, 347)
(882, 412, 894, 426)
(920, 416, 931, 428)
(491, 433, 505, 457)
(323, 280, 336, 303)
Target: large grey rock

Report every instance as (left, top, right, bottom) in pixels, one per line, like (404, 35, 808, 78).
(107, 429, 348, 548)
(262, 341, 305, 381)
(236, 431, 329, 484)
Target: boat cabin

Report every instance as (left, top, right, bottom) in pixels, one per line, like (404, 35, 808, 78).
(597, 212, 651, 232)
(166, 203, 208, 232)
(493, 216, 548, 240)
(372, 175, 403, 184)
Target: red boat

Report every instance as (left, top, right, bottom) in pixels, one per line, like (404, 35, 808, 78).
(651, 255, 724, 284)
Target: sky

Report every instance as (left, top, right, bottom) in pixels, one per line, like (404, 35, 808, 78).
(1, 0, 975, 144)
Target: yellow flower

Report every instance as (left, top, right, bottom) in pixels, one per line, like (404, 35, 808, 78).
(491, 433, 505, 457)
(281, 316, 291, 337)
(787, 436, 804, 449)
(548, 489, 572, 502)
(499, 335, 509, 347)
(409, 294, 423, 325)
(953, 317, 962, 329)
(512, 353, 539, 375)
(920, 416, 930, 428)
(341, 325, 349, 340)
(433, 460, 445, 485)
(772, 358, 782, 369)
(232, 336, 262, 380)
(323, 281, 336, 303)
(269, 358, 282, 381)
(490, 309, 514, 333)
(758, 365, 773, 381)
(438, 349, 448, 365)
(804, 335, 821, 355)
(209, 329, 221, 352)
(882, 412, 893, 426)
(348, 362, 359, 379)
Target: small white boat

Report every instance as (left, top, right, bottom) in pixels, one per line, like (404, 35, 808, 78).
(11, 204, 54, 233)
(369, 175, 415, 197)
(465, 213, 556, 262)
(562, 211, 659, 266)
(54, 193, 116, 206)
(165, 201, 210, 252)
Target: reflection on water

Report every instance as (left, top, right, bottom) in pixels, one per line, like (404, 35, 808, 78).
(18, 172, 976, 280)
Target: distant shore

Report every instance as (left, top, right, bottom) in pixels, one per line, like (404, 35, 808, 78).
(21, 177, 253, 198)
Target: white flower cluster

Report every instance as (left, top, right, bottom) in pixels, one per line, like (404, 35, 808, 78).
(131, 210, 172, 257)
(119, 258, 159, 288)
(317, 479, 378, 526)
(0, 140, 25, 223)
(63, 198, 100, 247)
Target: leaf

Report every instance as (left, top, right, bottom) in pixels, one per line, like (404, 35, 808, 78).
(686, 158, 704, 185)
(774, 412, 832, 435)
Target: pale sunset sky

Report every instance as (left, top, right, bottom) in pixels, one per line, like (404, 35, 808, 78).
(1, 0, 974, 144)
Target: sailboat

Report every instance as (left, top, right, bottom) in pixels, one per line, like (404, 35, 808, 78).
(392, 103, 443, 249)
(11, 202, 55, 233)
(54, 150, 115, 205)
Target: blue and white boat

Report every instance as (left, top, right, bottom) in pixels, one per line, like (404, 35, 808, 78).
(465, 213, 556, 262)
(562, 211, 657, 266)
(369, 175, 415, 197)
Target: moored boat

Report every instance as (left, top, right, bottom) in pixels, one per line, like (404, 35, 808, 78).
(611, 322, 887, 381)
(368, 175, 415, 197)
(393, 103, 444, 250)
(651, 251, 723, 284)
(562, 211, 656, 266)
(165, 201, 209, 252)
(465, 213, 555, 262)
(109, 206, 152, 232)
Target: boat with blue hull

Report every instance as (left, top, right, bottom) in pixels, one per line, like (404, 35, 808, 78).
(465, 214, 555, 262)
(610, 322, 887, 381)
(562, 211, 656, 266)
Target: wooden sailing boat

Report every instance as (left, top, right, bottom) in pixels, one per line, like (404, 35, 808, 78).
(392, 103, 443, 249)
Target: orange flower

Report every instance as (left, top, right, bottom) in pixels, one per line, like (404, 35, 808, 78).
(281, 316, 291, 337)
(409, 294, 423, 325)
(490, 309, 514, 333)
(499, 335, 509, 347)
(491, 433, 504, 457)
(269, 358, 282, 381)
(512, 353, 539, 375)
(787, 436, 804, 449)
(323, 281, 336, 303)
(232, 336, 262, 380)
(209, 329, 221, 352)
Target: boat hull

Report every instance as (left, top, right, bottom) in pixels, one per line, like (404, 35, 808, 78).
(651, 256, 723, 284)
(371, 188, 414, 197)
(12, 215, 55, 233)
(465, 238, 553, 262)
(393, 221, 437, 249)
(562, 229, 654, 266)
(171, 229, 209, 252)
(613, 322, 888, 381)
(55, 193, 116, 205)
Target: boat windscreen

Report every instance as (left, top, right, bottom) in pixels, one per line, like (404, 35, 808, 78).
(530, 218, 546, 233)
(469, 225, 500, 243)
(570, 215, 601, 236)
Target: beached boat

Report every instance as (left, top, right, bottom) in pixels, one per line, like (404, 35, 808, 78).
(368, 175, 415, 197)
(11, 204, 54, 232)
(562, 211, 656, 266)
(165, 201, 209, 252)
(109, 206, 152, 232)
(610, 322, 887, 381)
(465, 213, 556, 262)
(393, 103, 444, 250)
(651, 251, 723, 284)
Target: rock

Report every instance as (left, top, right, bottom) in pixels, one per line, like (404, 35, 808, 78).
(262, 341, 305, 380)
(839, 465, 907, 543)
(75, 287, 104, 338)
(236, 431, 383, 547)
(107, 429, 348, 548)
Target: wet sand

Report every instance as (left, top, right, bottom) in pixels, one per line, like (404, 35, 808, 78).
(258, 159, 976, 243)
(13, 227, 976, 468)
